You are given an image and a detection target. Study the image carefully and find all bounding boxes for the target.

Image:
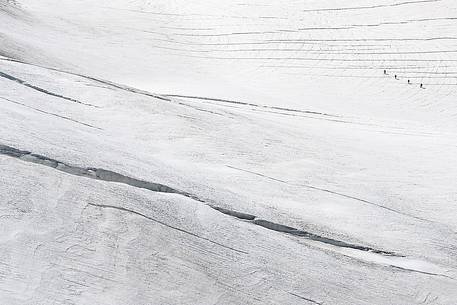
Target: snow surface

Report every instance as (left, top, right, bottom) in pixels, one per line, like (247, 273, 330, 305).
(1, 0, 457, 304)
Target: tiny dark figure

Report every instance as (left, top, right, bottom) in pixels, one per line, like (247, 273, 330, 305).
(384, 69, 387, 75)
(420, 83, 423, 88)
(408, 79, 410, 84)
(394, 75, 397, 79)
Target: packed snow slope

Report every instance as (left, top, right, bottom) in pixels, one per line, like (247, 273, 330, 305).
(1, 1, 457, 304)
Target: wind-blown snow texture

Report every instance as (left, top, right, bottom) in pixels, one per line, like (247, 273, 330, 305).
(1, 0, 457, 304)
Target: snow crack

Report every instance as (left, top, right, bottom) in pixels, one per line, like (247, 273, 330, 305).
(0, 71, 99, 108)
(0, 143, 399, 257)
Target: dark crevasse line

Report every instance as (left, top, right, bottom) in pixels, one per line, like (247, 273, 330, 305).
(0, 57, 176, 104)
(226, 165, 431, 222)
(0, 57, 336, 118)
(210, 205, 256, 220)
(162, 53, 457, 62)
(163, 94, 338, 117)
(302, 0, 441, 12)
(0, 144, 195, 199)
(390, 265, 455, 279)
(209, 205, 397, 256)
(87, 203, 247, 254)
(287, 292, 323, 305)
(71, 74, 172, 102)
(176, 101, 227, 116)
(0, 96, 102, 130)
(0, 144, 245, 254)
(0, 143, 397, 257)
(0, 71, 99, 108)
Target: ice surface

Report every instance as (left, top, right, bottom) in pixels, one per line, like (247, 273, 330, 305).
(1, 0, 457, 304)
